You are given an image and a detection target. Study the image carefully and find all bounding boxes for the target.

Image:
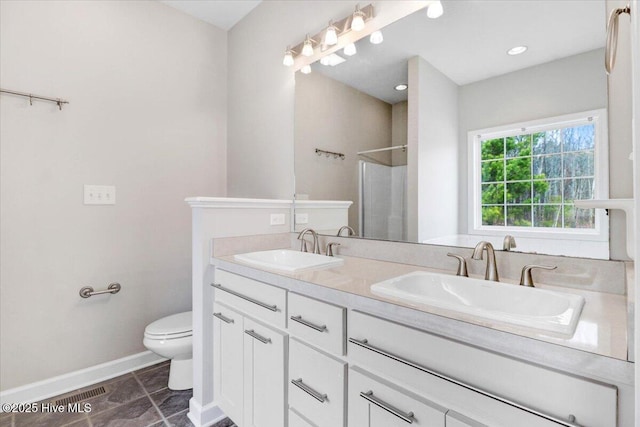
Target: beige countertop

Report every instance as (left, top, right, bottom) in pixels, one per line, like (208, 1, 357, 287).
(219, 253, 628, 361)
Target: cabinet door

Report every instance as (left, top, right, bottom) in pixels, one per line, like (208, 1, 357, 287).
(213, 303, 244, 426)
(243, 317, 288, 427)
(349, 367, 446, 427)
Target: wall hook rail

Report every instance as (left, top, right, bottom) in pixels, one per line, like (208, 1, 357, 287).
(1, 88, 69, 110)
(315, 148, 345, 160)
(79, 283, 121, 298)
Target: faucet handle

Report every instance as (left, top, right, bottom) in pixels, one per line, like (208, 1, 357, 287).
(326, 242, 341, 257)
(519, 264, 557, 287)
(503, 235, 517, 251)
(447, 253, 469, 277)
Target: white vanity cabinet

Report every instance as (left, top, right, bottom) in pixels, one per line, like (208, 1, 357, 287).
(213, 270, 288, 427)
(348, 310, 617, 427)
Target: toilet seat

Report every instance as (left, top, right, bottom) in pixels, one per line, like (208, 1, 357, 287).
(144, 312, 192, 340)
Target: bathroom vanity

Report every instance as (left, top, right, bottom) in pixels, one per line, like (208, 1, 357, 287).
(184, 198, 633, 427)
(201, 235, 632, 427)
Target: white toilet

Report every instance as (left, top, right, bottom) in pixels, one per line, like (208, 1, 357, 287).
(143, 311, 193, 390)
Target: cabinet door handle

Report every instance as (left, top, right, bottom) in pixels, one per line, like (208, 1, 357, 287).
(349, 338, 581, 427)
(211, 283, 278, 312)
(213, 312, 234, 324)
(290, 315, 327, 332)
(359, 390, 414, 424)
(291, 378, 328, 403)
(244, 329, 271, 344)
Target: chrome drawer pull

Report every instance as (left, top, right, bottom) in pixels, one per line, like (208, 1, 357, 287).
(211, 283, 278, 312)
(360, 390, 414, 424)
(290, 315, 327, 332)
(213, 312, 234, 324)
(291, 378, 328, 403)
(349, 338, 580, 427)
(244, 329, 271, 344)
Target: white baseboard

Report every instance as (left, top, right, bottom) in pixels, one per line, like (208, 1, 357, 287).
(188, 397, 225, 427)
(0, 351, 165, 405)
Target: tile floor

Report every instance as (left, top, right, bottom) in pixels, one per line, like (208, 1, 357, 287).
(1, 362, 237, 427)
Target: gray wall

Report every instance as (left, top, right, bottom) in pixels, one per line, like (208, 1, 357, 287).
(0, 0, 227, 390)
(457, 48, 634, 259)
(295, 71, 392, 234)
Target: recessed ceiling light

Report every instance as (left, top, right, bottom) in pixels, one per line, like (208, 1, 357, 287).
(507, 45, 528, 56)
(394, 84, 408, 91)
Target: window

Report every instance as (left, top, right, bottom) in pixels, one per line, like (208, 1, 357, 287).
(469, 110, 608, 240)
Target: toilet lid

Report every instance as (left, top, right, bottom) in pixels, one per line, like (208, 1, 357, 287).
(145, 311, 192, 337)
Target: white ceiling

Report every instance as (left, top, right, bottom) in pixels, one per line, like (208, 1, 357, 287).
(313, 0, 606, 104)
(160, 0, 261, 30)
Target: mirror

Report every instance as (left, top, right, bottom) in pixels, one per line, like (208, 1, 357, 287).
(294, 0, 614, 259)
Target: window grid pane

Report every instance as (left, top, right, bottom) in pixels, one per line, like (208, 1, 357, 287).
(479, 123, 596, 230)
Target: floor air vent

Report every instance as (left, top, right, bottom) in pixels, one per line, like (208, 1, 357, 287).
(54, 386, 106, 406)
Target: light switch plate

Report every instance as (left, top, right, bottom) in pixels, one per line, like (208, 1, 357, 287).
(295, 213, 309, 224)
(270, 213, 285, 226)
(84, 185, 116, 205)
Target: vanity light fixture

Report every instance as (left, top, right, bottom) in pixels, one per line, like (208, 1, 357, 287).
(351, 5, 366, 31)
(426, 1, 444, 19)
(369, 30, 383, 45)
(301, 64, 312, 74)
(507, 45, 528, 55)
(394, 84, 408, 91)
(282, 4, 374, 68)
(282, 46, 295, 67)
(302, 34, 316, 57)
(320, 53, 346, 67)
(343, 43, 357, 56)
(324, 21, 338, 46)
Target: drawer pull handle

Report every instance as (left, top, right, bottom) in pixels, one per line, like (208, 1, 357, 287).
(244, 329, 271, 344)
(212, 283, 278, 312)
(349, 338, 581, 427)
(290, 315, 327, 332)
(213, 312, 234, 324)
(360, 390, 414, 424)
(291, 378, 328, 403)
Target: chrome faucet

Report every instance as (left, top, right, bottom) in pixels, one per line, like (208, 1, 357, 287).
(297, 228, 320, 254)
(503, 235, 517, 251)
(472, 241, 499, 282)
(337, 225, 356, 237)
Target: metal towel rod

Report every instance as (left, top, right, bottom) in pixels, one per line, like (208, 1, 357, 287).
(0, 88, 69, 110)
(79, 283, 121, 298)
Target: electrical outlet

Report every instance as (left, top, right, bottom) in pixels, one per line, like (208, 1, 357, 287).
(270, 213, 286, 226)
(84, 185, 116, 205)
(295, 213, 309, 224)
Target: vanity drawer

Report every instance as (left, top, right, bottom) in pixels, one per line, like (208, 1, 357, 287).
(288, 292, 345, 355)
(348, 310, 617, 427)
(214, 269, 287, 329)
(288, 339, 346, 427)
(348, 366, 447, 427)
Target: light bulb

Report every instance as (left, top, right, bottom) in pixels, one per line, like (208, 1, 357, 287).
(343, 43, 357, 56)
(324, 22, 338, 46)
(369, 30, 383, 45)
(427, 1, 444, 19)
(320, 56, 331, 66)
(302, 35, 314, 57)
(282, 48, 294, 67)
(507, 45, 528, 55)
(351, 6, 365, 31)
(301, 64, 312, 74)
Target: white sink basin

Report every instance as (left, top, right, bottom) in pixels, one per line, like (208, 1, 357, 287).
(371, 271, 585, 335)
(234, 249, 344, 273)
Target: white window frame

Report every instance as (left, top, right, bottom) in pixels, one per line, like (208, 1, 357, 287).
(468, 109, 609, 242)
